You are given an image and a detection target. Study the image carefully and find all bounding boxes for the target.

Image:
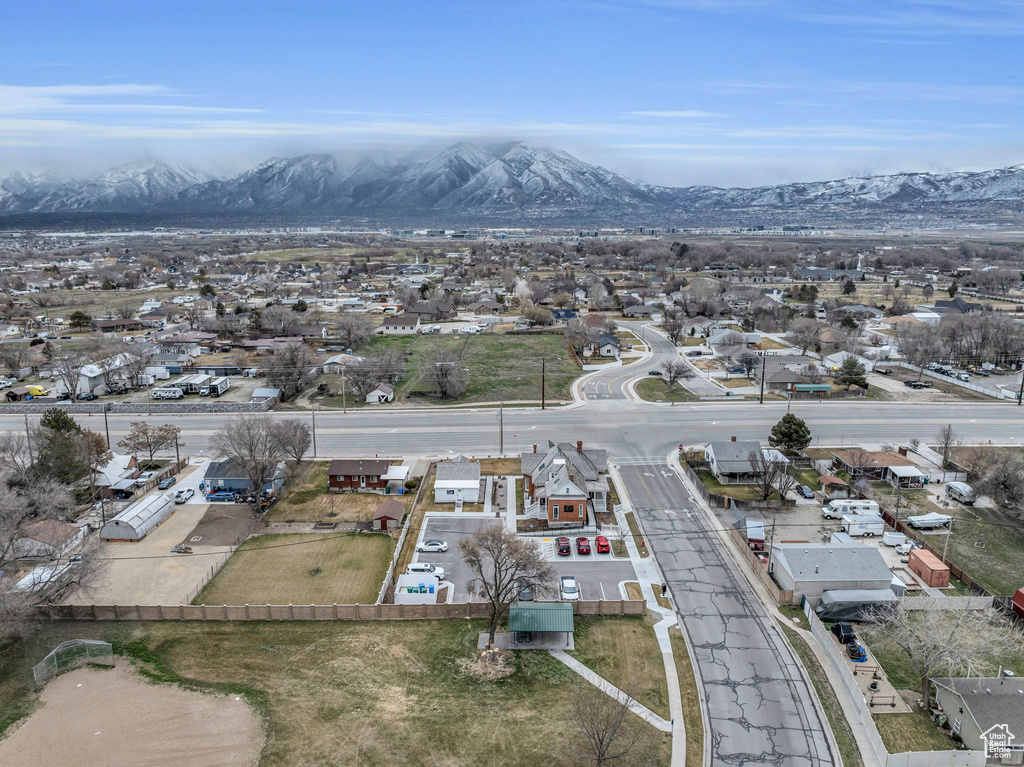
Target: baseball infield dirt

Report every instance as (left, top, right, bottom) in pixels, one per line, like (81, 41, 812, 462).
(0, 665, 263, 767)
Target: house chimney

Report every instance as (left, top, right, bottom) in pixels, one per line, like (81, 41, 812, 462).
(570, 473, 575, 482)
(533, 443, 537, 453)
(577, 440, 583, 453)
(731, 436, 737, 442)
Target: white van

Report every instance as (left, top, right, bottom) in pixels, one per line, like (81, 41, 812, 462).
(407, 563, 445, 580)
(945, 481, 976, 506)
(821, 499, 880, 519)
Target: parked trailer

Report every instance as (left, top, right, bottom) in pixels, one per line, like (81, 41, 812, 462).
(945, 481, 976, 506)
(821, 499, 880, 519)
(841, 514, 885, 537)
(201, 377, 230, 397)
(151, 387, 184, 400)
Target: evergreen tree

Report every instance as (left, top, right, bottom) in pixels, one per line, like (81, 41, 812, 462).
(834, 356, 868, 389)
(842, 279, 857, 295)
(768, 413, 812, 451)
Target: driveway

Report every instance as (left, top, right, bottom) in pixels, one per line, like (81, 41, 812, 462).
(617, 462, 835, 767)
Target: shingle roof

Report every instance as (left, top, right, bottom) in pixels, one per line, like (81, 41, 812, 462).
(374, 499, 405, 521)
(772, 543, 892, 582)
(931, 678, 1024, 739)
(436, 461, 481, 481)
(328, 459, 392, 477)
(707, 441, 762, 473)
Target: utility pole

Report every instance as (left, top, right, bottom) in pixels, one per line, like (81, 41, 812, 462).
(147, 386, 152, 416)
(24, 412, 33, 463)
(311, 406, 318, 459)
(1017, 367, 1023, 406)
(942, 518, 953, 564)
(341, 367, 347, 414)
(498, 401, 504, 455)
(541, 358, 546, 410)
(174, 432, 180, 465)
(102, 403, 111, 448)
(759, 355, 766, 405)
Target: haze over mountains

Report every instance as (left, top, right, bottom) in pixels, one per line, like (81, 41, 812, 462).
(2, 142, 1023, 221)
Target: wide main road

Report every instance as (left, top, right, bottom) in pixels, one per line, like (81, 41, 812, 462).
(5, 400, 1016, 458)
(620, 462, 834, 766)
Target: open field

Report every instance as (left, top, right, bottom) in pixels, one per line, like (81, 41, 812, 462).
(570, 615, 670, 719)
(0, 619, 671, 767)
(265, 461, 411, 523)
(194, 532, 392, 605)
(0, 664, 263, 767)
(314, 333, 581, 407)
(636, 377, 699, 403)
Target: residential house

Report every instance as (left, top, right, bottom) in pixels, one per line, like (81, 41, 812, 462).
(466, 299, 503, 316)
(622, 304, 663, 322)
(588, 332, 621, 359)
(405, 302, 455, 321)
(794, 268, 864, 281)
(934, 297, 982, 314)
(11, 520, 85, 560)
(365, 384, 394, 403)
(322, 353, 361, 374)
(823, 350, 875, 372)
(327, 459, 407, 494)
(204, 459, 285, 495)
(830, 449, 926, 489)
(521, 440, 609, 528)
(92, 318, 144, 333)
(770, 542, 893, 604)
(707, 328, 761, 349)
(96, 453, 139, 499)
(831, 304, 884, 321)
(433, 458, 481, 504)
(705, 440, 789, 484)
(930, 677, 1024, 760)
(380, 315, 420, 335)
(550, 308, 577, 322)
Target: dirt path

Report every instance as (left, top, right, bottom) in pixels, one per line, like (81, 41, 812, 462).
(0, 665, 264, 767)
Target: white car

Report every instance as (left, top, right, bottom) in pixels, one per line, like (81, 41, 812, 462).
(416, 539, 448, 553)
(137, 471, 157, 482)
(560, 576, 580, 601)
(174, 487, 195, 504)
(407, 563, 445, 580)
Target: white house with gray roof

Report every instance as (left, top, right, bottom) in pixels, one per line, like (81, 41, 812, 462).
(770, 542, 893, 604)
(705, 440, 789, 484)
(433, 458, 481, 504)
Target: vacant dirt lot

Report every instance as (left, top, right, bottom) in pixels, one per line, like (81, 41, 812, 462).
(195, 532, 393, 605)
(67, 503, 231, 606)
(0, 665, 263, 767)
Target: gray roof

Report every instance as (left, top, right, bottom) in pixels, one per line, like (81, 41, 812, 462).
(772, 543, 892, 583)
(931, 678, 1024, 739)
(707, 441, 762, 473)
(436, 461, 481, 481)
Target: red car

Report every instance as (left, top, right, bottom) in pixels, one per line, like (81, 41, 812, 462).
(576, 537, 591, 555)
(595, 536, 610, 554)
(556, 537, 572, 556)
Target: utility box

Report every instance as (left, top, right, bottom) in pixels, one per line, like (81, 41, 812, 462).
(908, 549, 950, 588)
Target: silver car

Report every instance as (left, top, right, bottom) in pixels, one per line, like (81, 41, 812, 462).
(416, 539, 448, 553)
(560, 576, 580, 601)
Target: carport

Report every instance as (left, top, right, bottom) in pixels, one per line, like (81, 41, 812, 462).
(507, 602, 575, 650)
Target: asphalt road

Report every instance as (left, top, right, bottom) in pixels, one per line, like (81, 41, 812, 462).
(11, 400, 1017, 459)
(618, 462, 835, 767)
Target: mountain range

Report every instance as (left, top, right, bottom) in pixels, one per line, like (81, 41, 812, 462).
(2, 143, 1023, 220)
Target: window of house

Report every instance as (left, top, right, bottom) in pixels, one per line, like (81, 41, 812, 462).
(447, 489, 455, 495)
(370, 476, 377, 483)
(552, 504, 559, 519)
(564, 503, 573, 514)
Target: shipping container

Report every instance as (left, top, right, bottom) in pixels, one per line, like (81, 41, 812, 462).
(908, 549, 950, 588)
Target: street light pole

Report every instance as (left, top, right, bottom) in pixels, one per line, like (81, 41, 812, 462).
(311, 406, 318, 459)
(498, 401, 504, 455)
(541, 358, 546, 410)
(103, 403, 111, 448)
(759, 355, 766, 405)
(341, 367, 347, 414)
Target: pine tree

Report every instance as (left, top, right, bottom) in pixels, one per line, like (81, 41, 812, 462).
(768, 413, 812, 451)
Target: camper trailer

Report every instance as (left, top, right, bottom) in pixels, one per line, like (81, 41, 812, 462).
(945, 481, 976, 506)
(821, 499, 880, 519)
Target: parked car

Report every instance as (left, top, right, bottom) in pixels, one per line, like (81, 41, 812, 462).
(727, 366, 746, 374)
(595, 535, 610, 554)
(55, 392, 71, 401)
(798, 485, 815, 499)
(560, 576, 580, 601)
(686, 350, 704, 357)
(575, 537, 591, 555)
(416, 539, 448, 553)
(407, 562, 445, 580)
(556, 536, 572, 556)
(77, 392, 98, 401)
(518, 585, 534, 602)
(137, 471, 157, 482)
(876, 368, 893, 375)
(174, 488, 195, 504)
(957, 372, 971, 382)
(831, 622, 857, 645)
(648, 370, 663, 376)
(158, 477, 177, 490)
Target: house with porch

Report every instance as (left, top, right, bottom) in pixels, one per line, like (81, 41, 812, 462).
(433, 458, 481, 504)
(705, 440, 790, 484)
(520, 440, 609, 528)
(829, 449, 926, 489)
(327, 459, 408, 494)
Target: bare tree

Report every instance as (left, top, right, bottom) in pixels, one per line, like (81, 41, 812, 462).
(747, 449, 791, 501)
(271, 419, 312, 464)
(211, 415, 282, 512)
(935, 424, 957, 470)
(869, 602, 1018, 707)
(49, 348, 89, 395)
(564, 319, 600, 355)
(799, 363, 825, 384)
(660, 359, 694, 394)
(789, 319, 821, 354)
(458, 524, 555, 647)
(661, 312, 685, 345)
(334, 313, 373, 351)
(737, 351, 759, 378)
(182, 303, 204, 329)
(569, 677, 653, 767)
(117, 422, 179, 464)
(428, 347, 465, 400)
(261, 341, 317, 401)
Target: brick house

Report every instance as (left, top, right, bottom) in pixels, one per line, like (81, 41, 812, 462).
(327, 459, 408, 493)
(520, 440, 609, 528)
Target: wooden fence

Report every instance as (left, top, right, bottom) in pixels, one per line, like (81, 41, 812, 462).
(682, 460, 796, 510)
(36, 600, 647, 622)
(728, 529, 796, 605)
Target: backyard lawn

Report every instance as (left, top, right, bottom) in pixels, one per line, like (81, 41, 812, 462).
(874, 712, 956, 754)
(0, 619, 672, 767)
(477, 458, 521, 476)
(695, 470, 782, 501)
(265, 461, 411, 523)
(194, 533, 393, 605)
(635, 377, 699, 403)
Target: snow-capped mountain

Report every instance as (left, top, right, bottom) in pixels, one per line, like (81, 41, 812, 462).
(1, 145, 1023, 219)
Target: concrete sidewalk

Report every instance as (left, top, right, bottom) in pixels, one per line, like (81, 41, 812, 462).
(549, 649, 672, 733)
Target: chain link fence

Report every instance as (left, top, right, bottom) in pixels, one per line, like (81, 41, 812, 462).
(32, 639, 114, 688)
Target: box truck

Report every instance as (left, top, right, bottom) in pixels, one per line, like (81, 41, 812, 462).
(841, 514, 885, 537)
(821, 499, 880, 519)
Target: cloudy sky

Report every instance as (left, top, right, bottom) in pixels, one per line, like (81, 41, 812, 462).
(3, 0, 1023, 187)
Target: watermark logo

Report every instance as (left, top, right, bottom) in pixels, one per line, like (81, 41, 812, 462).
(981, 724, 1015, 759)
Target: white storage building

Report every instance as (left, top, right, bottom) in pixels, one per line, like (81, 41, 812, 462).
(100, 492, 175, 542)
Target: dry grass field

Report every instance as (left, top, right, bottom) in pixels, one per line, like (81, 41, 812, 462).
(195, 533, 393, 605)
(477, 458, 521, 475)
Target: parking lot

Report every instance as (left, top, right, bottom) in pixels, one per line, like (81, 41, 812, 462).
(412, 516, 637, 602)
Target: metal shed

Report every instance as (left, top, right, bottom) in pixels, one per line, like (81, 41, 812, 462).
(100, 492, 175, 542)
(508, 602, 575, 649)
